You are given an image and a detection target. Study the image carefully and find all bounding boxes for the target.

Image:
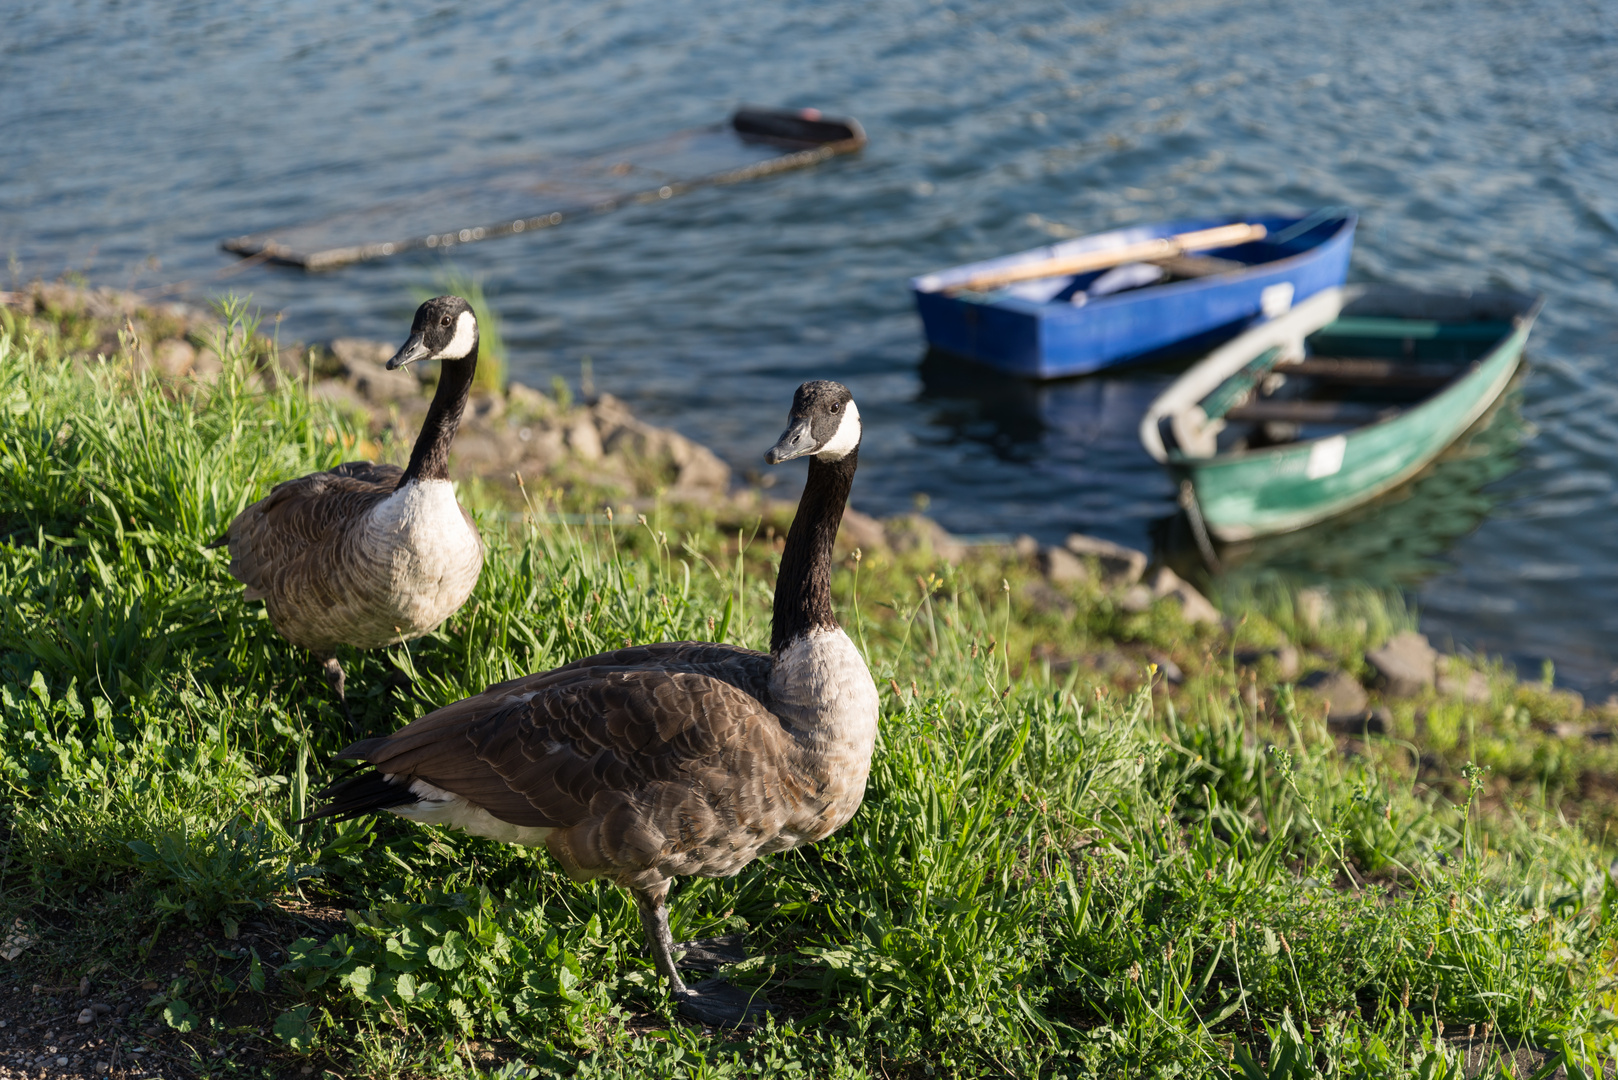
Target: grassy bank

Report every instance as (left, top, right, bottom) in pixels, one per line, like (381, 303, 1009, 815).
(0, 298, 1615, 1079)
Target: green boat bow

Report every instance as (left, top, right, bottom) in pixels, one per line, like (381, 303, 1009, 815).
(1139, 285, 1544, 541)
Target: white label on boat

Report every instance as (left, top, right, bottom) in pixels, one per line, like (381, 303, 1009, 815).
(1306, 435, 1346, 480)
(1261, 282, 1295, 318)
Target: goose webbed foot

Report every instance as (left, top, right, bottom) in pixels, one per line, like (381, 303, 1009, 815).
(674, 977, 775, 1028)
(320, 656, 362, 738)
(634, 888, 774, 1029)
(674, 934, 749, 972)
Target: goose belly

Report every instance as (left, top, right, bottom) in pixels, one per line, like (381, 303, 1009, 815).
(278, 480, 482, 651)
(389, 778, 553, 846)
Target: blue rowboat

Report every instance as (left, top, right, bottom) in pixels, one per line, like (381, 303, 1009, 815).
(909, 211, 1357, 379)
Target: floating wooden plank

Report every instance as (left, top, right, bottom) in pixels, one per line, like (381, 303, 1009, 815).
(221, 108, 866, 270)
(942, 223, 1268, 295)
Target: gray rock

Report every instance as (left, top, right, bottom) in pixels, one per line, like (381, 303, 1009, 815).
(1366, 631, 1437, 698)
(507, 381, 552, 415)
(1295, 586, 1332, 630)
(344, 357, 419, 404)
(565, 416, 604, 461)
(191, 347, 223, 383)
(1039, 545, 1089, 584)
(1012, 534, 1040, 560)
(151, 338, 195, 377)
(591, 394, 731, 495)
(1064, 533, 1148, 585)
(1234, 643, 1301, 681)
(1147, 567, 1220, 624)
(1435, 657, 1491, 704)
(1330, 705, 1390, 736)
(308, 380, 369, 412)
(1300, 669, 1370, 720)
(885, 515, 967, 565)
(1149, 652, 1184, 684)
(1119, 583, 1153, 613)
(1023, 581, 1077, 616)
(837, 507, 888, 555)
(328, 337, 395, 369)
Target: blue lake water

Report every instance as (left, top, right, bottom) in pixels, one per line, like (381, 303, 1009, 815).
(4, 0, 1618, 690)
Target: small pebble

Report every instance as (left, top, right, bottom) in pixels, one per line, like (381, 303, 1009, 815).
(92, 1002, 111, 1016)
(141, 980, 158, 991)
(76, 1008, 93, 1025)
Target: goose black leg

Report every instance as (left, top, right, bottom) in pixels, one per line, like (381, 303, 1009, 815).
(632, 886, 771, 1029)
(319, 655, 361, 737)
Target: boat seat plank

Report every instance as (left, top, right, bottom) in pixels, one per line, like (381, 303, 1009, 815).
(1223, 400, 1397, 426)
(1280, 358, 1462, 387)
(1313, 317, 1512, 342)
(1201, 346, 1285, 420)
(1149, 253, 1246, 278)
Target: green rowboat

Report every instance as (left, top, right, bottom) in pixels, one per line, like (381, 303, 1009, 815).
(1139, 285, 1544, 541)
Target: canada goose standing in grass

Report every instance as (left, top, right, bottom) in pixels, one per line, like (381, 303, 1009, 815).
(305, 380, 879, 1027)
(219, 296, 485, 730)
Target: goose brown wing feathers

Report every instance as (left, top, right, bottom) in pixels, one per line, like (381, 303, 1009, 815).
(335, 644, 809, 875)
(224, 461, 404, 598)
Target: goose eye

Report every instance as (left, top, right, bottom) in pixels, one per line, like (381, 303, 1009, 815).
(440, 316, 452, 327)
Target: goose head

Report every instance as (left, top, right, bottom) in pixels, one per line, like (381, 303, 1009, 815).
(765, 380, 861, 464)
(387, 295, 479, 371)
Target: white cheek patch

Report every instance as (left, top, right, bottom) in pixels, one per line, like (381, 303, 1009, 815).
(814, 400, 862, 460)
(437, 310, 478, 360)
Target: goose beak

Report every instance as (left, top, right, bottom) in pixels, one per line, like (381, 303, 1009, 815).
(765, 418, 816, 464)
(386, 333, 431, 370)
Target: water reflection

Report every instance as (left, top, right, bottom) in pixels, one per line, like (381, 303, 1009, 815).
(915, 349, 1179, 541)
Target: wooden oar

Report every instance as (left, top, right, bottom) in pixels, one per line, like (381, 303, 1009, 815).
(944, 222, 1267, 294)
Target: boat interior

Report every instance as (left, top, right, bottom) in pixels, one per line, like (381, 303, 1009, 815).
(1189, 314, 1514, 456)
(995, 214, 1351, 305)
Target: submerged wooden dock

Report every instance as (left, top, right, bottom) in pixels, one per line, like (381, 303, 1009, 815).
(221, 108, 865, 270)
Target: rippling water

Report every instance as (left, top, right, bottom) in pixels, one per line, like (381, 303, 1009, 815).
(4, 0, 1617, 688)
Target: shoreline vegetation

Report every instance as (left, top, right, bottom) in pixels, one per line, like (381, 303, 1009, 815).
(0, 283, 1614, 1078)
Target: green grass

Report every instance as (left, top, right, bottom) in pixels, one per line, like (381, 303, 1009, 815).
(0, 297, 1615, 1078)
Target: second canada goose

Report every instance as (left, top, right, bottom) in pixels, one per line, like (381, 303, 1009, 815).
(305, 380, 879, 1026)
(220, 296, 485, 729)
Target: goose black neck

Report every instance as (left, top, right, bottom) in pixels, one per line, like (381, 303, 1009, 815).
(403, 345, 478, 484)
(772, 449, 856, 653)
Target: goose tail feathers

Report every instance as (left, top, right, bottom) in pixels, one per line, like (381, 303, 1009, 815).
(299, 767, 414, 825)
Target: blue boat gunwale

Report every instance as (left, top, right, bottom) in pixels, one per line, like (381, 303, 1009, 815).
(909, 211, 1358, 379)
(909, 211, 1357, 311)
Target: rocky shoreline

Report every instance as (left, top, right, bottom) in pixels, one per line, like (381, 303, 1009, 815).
(2, 281, 1610, 745)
